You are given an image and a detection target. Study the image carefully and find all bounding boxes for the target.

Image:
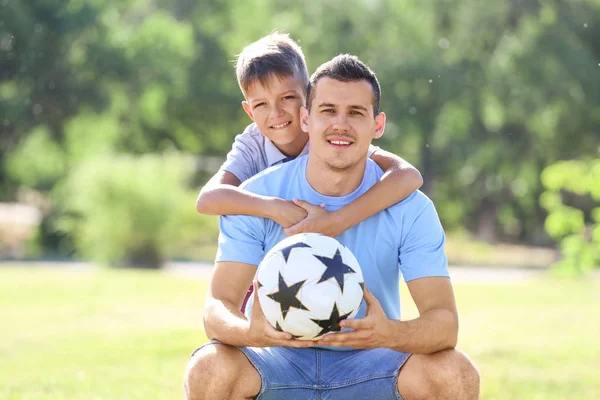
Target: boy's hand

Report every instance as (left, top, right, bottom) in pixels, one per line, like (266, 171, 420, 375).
(284, 199, 343, 237)
(269, 198, 308, 228)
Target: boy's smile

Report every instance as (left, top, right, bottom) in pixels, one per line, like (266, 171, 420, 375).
(242, 73, 308, 157)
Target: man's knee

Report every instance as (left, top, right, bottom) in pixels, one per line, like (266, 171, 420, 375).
(398, 349, 480, 400)
(435, 350, 480, 396)
(183, 344, 250, 400)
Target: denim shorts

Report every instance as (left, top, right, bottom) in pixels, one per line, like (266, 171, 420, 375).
(193, 342, 411, 400)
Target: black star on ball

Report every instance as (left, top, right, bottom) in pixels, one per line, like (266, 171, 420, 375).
(267, 272, 309, 319)
(314, 248, 356, 293)
(310, 303, 352, 337)
(280, 242, 312, 262)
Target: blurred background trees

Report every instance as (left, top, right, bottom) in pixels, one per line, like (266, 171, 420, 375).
(0, 0, 598, 269)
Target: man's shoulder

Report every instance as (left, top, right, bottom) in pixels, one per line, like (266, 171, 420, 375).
(387, 189, 435, 217)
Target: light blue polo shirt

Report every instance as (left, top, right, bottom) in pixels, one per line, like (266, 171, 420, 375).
(216, 154, 449, 342)
(221, 123, 380, 182)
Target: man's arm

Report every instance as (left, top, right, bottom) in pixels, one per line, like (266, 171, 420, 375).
(285, 149, 423, 237)
(203, 260, 316, 348)
(390, 277, 458, 352)
(317, 278, 457, 354)
(196, 169, 307, 228)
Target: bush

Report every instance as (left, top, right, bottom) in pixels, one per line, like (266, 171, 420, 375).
(540, 159, 600, 275)
(55, 152, 218, 268)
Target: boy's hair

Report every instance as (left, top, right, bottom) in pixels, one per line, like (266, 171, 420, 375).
(307, 54, 381, 116)
(235, 32, 309, 96)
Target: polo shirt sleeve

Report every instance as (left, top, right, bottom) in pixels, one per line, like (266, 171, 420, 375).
(215, 213, 265, 266)
(367, 144, 381, 158)
(220, 132, 261, 183)
(398, 200, 449, 282)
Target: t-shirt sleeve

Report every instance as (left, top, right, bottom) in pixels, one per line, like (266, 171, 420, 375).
(216, 213, 265, 266)
(367, 144, 381, 158)
(398, 201, 449, 282)
(220, 133, 261, 183)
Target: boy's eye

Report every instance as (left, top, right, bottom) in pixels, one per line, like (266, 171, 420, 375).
(253, 102, 265, 108)
(283, 96, 296, 100)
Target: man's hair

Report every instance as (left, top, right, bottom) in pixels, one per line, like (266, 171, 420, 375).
(235, 32, 309, 96)
(307, 54, 381, 116)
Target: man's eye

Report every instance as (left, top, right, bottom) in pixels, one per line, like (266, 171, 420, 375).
(350, 111, 364, 116)
(322, 109, 335, 113)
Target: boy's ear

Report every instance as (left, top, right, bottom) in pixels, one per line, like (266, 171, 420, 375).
(374, 112, 386, 139)
(242, 101, 254, 121)
(300, 106, 309, 133)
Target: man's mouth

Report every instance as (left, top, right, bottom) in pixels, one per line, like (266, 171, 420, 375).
(270, 121, 292, 129)
(326, 137, 354, 148)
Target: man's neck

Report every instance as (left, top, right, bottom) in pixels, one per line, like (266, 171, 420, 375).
(305, 156, 367, 197)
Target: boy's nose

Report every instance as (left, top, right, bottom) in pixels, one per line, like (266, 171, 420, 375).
(270, 104, 285, 118)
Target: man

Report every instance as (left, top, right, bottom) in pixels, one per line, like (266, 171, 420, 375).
(185, 54, 480, 400)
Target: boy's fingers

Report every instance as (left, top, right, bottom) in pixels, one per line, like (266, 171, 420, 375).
(292, 198, 321, 212)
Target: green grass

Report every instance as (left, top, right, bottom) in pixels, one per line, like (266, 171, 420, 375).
(0, 267, 598, 399)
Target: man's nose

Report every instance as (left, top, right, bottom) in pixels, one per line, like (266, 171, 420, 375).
(331, 113, 350, 131)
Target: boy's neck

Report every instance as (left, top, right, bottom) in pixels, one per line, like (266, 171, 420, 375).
(272, 132, 309, 157)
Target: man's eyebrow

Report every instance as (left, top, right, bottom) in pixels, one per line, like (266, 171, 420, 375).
(317, 102, 337, 108)
(349, 105, 368, 112)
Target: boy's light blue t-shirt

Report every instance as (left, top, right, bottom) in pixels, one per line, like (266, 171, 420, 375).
(221, 123, 379, 182)
(217, 154, 449, 332)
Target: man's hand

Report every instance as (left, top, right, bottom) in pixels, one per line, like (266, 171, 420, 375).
(316, 287, 394, 349)
(268, 198, 308, 228)
(247, 281, 317, 348)
(284, 199, 344, 237)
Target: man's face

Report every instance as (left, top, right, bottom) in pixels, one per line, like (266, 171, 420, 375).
(242, 73, 307, 150)
(301, 77, 385, 171)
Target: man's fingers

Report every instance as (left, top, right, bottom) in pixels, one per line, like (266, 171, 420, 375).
(362, 287, 384, 314)
(339, 317, 371, 330)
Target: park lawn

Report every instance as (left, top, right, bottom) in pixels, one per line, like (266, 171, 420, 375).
(0, 267, 598, 400)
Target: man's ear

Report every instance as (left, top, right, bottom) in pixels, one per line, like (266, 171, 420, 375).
(242, 101, 254, 121)
(300, 106, 309, 133)
(374, 112, 386, 139)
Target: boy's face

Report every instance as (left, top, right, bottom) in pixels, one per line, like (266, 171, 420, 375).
(242, 73, 307, 155)
(301, 77, 385, 171)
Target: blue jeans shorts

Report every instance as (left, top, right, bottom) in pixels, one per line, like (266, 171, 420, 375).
(193, 342, 411, 400)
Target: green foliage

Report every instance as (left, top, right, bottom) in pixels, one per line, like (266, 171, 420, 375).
(2, 0, 600, 255)
(541, 159, 600, 275)
(54, 153, 219, 268)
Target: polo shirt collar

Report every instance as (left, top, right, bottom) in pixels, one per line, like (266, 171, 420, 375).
(265, 137, 310, 167)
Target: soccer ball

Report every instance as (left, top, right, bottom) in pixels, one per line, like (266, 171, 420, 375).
(256, 233, 364, 340)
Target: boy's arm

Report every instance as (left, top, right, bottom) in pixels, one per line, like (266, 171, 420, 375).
(285, 149, 423, 237)
(196, 169, 307, 228)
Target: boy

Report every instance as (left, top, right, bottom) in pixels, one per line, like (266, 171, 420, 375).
(196, 33, 423, 309)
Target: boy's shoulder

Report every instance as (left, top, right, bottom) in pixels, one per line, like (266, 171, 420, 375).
(234, 123, 265, 146)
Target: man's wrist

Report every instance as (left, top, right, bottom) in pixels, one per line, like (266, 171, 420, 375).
(385, 319, 407, 351)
